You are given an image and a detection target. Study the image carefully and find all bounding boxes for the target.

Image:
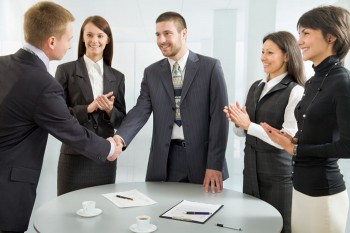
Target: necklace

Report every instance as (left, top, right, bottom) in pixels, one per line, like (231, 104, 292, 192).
(296, 62, 338, 142)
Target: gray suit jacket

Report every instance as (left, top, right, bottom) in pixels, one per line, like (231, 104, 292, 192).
(117, 50, 229, 183)
(0, 49, 111, 232)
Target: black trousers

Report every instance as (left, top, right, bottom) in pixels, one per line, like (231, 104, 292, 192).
(166, 140, 189, 182)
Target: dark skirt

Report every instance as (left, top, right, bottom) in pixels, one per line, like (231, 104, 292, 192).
(57, 153, 116, 196)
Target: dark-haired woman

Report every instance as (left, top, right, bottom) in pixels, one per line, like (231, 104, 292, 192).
(55, 16, 126, 195)
(261, 6, 350, 233)
(224, 31, 305, 233)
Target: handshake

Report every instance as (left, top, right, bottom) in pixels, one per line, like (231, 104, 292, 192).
(106, 135, 124, 161)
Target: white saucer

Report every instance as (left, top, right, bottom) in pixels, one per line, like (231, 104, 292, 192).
(129, 223, 157, 233)
(76, 208, 102, 217)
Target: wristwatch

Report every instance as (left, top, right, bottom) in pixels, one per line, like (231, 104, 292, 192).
(293, 144, 298, 156)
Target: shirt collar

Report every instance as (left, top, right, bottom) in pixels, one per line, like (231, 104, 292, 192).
(262, 72, 288, 88)
(23, 43, 50, 71)
(168, 50, 189, 71)
(83, 55, 104, 75)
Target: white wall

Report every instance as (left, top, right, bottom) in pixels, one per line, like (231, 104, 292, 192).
(0, 1, 349, 232)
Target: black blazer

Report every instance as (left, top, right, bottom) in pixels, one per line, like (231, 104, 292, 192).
(0, 49, 111, 232)
(55, 57, 126, 154)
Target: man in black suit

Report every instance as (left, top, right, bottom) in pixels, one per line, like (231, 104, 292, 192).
(0, 2, 120, 233)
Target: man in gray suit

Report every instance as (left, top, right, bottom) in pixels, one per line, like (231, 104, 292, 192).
(115, 11, 229, 193)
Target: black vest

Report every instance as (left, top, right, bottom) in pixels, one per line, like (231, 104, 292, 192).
(245, 75, 297, 152)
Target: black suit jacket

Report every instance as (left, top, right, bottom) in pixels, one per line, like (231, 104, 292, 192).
(55, 57, 126, 154)
(0, 49, 111, 232)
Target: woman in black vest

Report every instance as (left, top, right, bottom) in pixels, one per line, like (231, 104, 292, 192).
(224, 31, 305, 233)
(261, 6, 350, 233)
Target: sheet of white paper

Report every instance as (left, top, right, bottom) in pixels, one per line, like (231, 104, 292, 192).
(161, 200, 222, 223)
(102, 189, 157, 208)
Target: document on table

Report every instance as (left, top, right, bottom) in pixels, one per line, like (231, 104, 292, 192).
(160, 200, 223, 224)
(102, 189, 157, 208)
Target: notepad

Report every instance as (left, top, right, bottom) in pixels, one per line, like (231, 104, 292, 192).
(160, 200, 223, 224)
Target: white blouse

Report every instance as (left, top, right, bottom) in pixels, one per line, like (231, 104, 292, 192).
(84, 55, 104, 99)
(233, 73, 304, 149)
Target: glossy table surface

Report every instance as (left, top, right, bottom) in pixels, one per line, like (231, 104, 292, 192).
(33, 182, 282, 233)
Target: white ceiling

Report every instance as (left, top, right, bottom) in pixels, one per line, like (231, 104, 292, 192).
(62, 0, 247, 42)
(0, 0, 345, 43)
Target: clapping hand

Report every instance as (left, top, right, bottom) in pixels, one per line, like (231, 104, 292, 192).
(224, 102, 251, 130)
(96, 91, 115, 112)
(260, 122, 295, 155)
(87, 92, 115, 114)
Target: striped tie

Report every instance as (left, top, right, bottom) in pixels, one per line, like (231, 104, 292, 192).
(172, 62, 183, 126)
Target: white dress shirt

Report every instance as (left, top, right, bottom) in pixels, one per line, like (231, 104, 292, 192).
(233, 73, 304, 149)
(83, 55, 104, 99)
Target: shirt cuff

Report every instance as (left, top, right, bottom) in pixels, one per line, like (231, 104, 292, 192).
(107, 140, 115, 158)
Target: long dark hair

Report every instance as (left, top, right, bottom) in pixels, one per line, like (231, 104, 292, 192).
(78, 16, 113, 66)
(263, 31, 306, 86)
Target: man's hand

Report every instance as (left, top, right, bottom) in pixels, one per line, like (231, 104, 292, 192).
(202, 169, 223, 193)
(106, 136, 123, 161)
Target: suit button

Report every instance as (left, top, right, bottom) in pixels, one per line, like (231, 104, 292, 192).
(172, 107, 175, 111)
(169, 125, 173, 129)
(93, 125, 97, 129)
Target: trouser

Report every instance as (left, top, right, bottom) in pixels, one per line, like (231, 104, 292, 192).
(166, 140, 189, 182)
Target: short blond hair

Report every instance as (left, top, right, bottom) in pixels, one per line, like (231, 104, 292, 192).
(24, 1, 74, 48)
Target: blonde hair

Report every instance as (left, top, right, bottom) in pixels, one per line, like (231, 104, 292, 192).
(24, 1, 74, 48)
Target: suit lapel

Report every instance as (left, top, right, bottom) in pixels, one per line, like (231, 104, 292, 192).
(159, 59, 175, 103)
(181, 51, 199, 102)
(75, 57, 94, 102)
(261, 75, 293, 100)
(103, 64, 115, 94)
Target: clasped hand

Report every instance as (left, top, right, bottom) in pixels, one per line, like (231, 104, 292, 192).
(106, 135, 123, 161)
(87, 91, 115, 113)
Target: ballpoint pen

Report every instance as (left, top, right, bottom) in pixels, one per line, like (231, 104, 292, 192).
(184, 211, 212, 215)
(217, 223, 242, 231)
(115, 195, 134, 201)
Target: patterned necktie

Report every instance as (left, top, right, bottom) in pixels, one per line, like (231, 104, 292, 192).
(172, 62, 183, 126)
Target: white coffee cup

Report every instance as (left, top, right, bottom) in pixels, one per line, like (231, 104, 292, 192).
(136, 215, 151, 231)
(82, 201, 96, 214)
